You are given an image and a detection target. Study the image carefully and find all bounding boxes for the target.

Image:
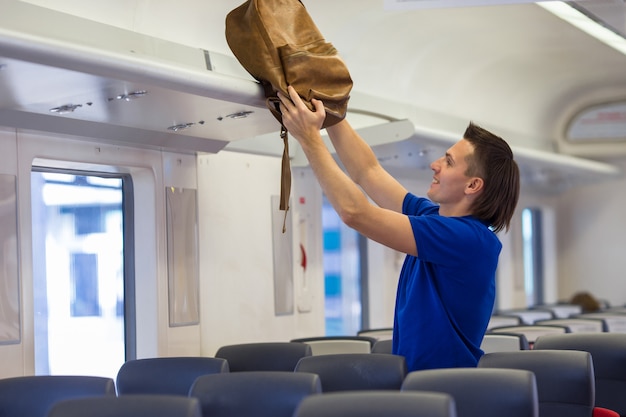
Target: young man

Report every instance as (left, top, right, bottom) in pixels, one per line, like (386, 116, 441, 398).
(277, 86, 520, 371)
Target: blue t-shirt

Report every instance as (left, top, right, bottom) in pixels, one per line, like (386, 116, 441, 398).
(392, 193, 501, 371)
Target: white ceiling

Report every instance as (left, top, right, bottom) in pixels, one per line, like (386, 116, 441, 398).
(1, 0, 625, 190)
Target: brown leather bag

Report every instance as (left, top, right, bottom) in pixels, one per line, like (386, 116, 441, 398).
(225, 0, 353, 231)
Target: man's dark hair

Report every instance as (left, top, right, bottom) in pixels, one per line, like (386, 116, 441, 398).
(463, 122, 520, 233)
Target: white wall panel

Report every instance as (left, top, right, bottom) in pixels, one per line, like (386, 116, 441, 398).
(197, 151, 324, 356)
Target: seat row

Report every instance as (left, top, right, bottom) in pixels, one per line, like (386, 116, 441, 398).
(1, 332, 625, 417)
(489, 304, 626, 333)
(0, 360, 541, 417)
(0, 350, 617, 417)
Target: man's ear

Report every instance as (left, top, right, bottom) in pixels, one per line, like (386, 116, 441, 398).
(466, 177, 484, 195)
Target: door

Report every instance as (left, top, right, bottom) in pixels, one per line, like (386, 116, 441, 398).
(31, 169, 134, 378)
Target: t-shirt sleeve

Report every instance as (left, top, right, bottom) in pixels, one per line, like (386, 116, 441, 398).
(403, 194, 497, 266)
(402, 192, 439, 216)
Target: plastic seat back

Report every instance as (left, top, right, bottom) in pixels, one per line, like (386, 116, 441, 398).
(291, 336, 377, 355)
(47, 395, 202, 417)
(0, 375, 115, 417)
(478, 349, 594, 417)
(214, 342, 311, 371)
(293, 391, 458, 417)
(488, 324, 569, 347)
(534, 333, 626, 416)
(481, 333, 530, 353)
(357, 328, 393, 340)
(294, 353, 407, 392)
(536, 318, 605, 333)
(401, 367, 539, 417)
(189, 371, 321, 417)
(116, 356, 229, 395)
(371, 338, 393, 354)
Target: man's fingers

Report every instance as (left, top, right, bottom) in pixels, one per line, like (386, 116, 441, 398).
(287, 85, 300, 103)
(311, 98, 325, 113)
(277, 91, 292, 115)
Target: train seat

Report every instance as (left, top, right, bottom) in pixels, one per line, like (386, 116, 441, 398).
(371, 338, 393, 354)
(573, 313, 626, 333)
(47, 395, 201, 417)
(294, 353, 407, 392)
(115, 356, 229, 396)
(496, 309, 556, 324)
(401, 368, 539, 417)
(357, 328, 394, 340)
(189, 371, 321, 417)
(290, 336, 377, 355)
(531, 304, 583, 319)
(0, 375, 115, 417)
(535, 318, 606, 333)
(214, 342, 311, 372)
(293, 391, 458, 417)
(487, 315, 523, 330)
(480, 332, 530, 353)
(534, 333, 626, 417)
(478, 350, 595, 417)
(488, 324, 569, 347)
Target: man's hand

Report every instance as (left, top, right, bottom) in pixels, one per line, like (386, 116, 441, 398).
(277, 86, 326, 143)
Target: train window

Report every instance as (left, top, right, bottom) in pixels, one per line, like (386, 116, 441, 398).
(322, 197, 363, 335)
(522, 207, 545, 306)
(31, 169, 133, 378)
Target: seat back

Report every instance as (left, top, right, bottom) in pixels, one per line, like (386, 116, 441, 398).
(293, 391, 458, 417)
(0, 375, 115, 417)
(371, 338, 393, 354)
(189, 371, 321, 417)
(294, 353, 407, 392)
(534, 333, 626, 416)
(291, 336, 377, 355)
(487, 315, 523, 330)
(357, 328, 393, 340)
(574, 313, 626, 333)
(481, 333, 530, 353)
(478, 350, 595, 417)
(532, 304, 583, 319)
(497, 309, 555, 324)
(401, 368, 539, 417)
(488, 324, 569, 346)
(214, 342, 311, 371)
(115, 356, 229, 395)
(536, 318, 606, 333)
(47, 395, 202, 417)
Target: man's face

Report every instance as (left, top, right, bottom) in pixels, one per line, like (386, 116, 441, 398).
(427, 139, 475, 205)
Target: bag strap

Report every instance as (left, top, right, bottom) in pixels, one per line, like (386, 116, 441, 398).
(279, 125, 290, 233)
(266, 92, 291, 233)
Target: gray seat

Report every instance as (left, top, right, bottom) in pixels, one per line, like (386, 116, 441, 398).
(535, 318, 606, 333)
(0, 375, 116, 417)
(478, 350, 595, 417)
(294, 353, 407, 392)
(293, 391, 458, 417)
(531, 304, 583, 319)
(115, 356, 229, 395)
(291, 336, 377, 355)
(488, 324, 569, 346)
(534, 333, 626, 417)
(401, 367, 539, 417)
(47, 395, 202, 417)
(496, 309, 555, 325)
(573, 313, 626, 333)
(357, 328, 393, 340)
(189, 371, 321, 417)
(214, 342, 311, 371)
(371, 338, 393, 354)
(481, 332, 530, 353)
(487, 315, 523, 330)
